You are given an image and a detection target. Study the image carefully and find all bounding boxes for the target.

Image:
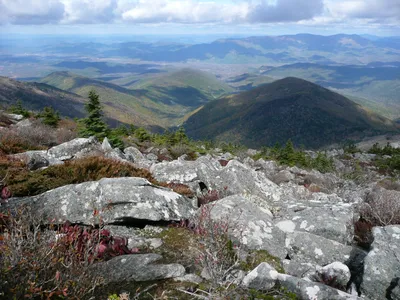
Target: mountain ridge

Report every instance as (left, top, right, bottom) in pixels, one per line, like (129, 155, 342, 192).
(184, 77, 398, 148)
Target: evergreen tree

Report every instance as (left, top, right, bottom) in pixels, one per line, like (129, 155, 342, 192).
(280, 140, 295, 165)
(40, 106, 60, 127)
(173, 126, 189, 145)
(79, 90, 108, 139)
(10, 100, 30, 118)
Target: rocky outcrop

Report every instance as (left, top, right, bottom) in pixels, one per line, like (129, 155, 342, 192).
(91, 253, 185, 284)
(151, 157, 282, 202)
(47, 136, 102, 161)
(284, 231, 355, 278)
(277, 273, 361, 300)
(11, 136, 158, 170)
(4, 136, 399, 299)
(362, 226, 400, 300)
(12, 150, 63, 170)
(203, 195, 286, 258)
(9, 177, 196, 225)
(242, 263, 361, 300)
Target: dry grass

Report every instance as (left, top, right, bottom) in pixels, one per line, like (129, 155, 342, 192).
(5, 156, 156, 197)
(158, 182, 194, 198)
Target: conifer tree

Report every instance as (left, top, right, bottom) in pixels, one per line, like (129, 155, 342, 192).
(40, 106, 60, 127)
(79, 90, 108, 139)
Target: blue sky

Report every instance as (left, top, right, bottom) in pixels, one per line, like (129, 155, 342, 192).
(1, 0, 400, 36)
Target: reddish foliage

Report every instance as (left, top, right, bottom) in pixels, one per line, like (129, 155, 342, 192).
(1, 186, 11, 199)
(56, 221, 138, 263)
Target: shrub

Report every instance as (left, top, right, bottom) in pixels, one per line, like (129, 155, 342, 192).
(16, 119, 59, 147)
(0, 112, 14, 127)
(190, 204, 240, 297)
(343, 141, 360, 154)
(358, 190, 400, 226)
(252, 141, 334, 173)
(169, 144, 193, 159)
(6, 156, 156, 197)
(134, 127, 151, 143)
(0, 207, 102, 299)
(0, 118, 68, 154)
(0, 129, 45, 154)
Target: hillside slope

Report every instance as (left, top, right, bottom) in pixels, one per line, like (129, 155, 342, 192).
(184, 77, 398, 148)
(40, 70, 232, 129)
(127, 68, 234, 107)
(0, 76, 85, 118)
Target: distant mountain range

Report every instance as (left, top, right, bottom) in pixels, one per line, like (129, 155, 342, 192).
(40, 34, 400, 65)
(184, 77, 398, 148)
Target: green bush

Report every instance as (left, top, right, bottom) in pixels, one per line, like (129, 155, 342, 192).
(253, 140, 334, 173)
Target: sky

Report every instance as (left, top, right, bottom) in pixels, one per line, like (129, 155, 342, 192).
(1, 0, 400, 36)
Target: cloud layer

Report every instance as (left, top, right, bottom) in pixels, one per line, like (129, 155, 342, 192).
(0, 0, 399, 26)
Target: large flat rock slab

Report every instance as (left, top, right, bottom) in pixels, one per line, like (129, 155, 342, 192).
(6, 177, 196, 225)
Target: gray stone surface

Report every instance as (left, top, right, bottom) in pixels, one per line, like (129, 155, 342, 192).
(92, 253, 185, 283)
(151, 157, 282, 202)
(5, 113, 24, 122)
(9, 177, 196, 225)
(241, 262, 278, 290)
(204, 195, 286, 259)
(362, 226, 400, 300)
(271, 170, 294, 185)
(47, 136, 101, 161)
(124, 146, 145, 162)
(104, 147, 127, 162)
(277, 273, 362, 300)
(274, 187, 355, 244)
(284, 231, 354, 277)
(11, 150, 63, 169)
(101, 137, 113, 152)
(308, 262, 351, 290)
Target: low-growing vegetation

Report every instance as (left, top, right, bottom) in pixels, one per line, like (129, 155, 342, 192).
(4, 156, 155, 197)
(369, 142, 400, 175)
(253, 140, 335, 173)
(0, 207, 106, 299)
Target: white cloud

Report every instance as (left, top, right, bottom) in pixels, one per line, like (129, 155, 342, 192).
(247, 0, 324, 23)
(121, 0, 248, 23)
(326, 0, 400, 22)
(61, 0, 118, 24)
(0, 0, 64, 25)
(0, 0, 399, 28)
